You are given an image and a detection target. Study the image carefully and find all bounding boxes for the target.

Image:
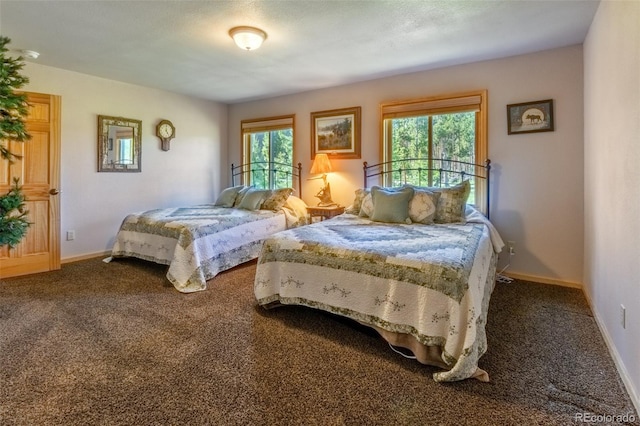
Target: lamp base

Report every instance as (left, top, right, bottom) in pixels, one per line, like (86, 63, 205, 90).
(315, 182, 335, 207)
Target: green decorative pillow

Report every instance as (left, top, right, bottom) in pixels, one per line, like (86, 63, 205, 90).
(433, 180, 470, 223)
(262, 188, 293, 211)
(370, 186, 414, 224)
(345, 188, 370, 215)
(233, 186, 252, 207)
(214, 185, 245, 208)
(238, 188, 271, 211)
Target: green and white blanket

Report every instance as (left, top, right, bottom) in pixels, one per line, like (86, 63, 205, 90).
(254, 212, 502, 382)
(111, 205, 291, 293)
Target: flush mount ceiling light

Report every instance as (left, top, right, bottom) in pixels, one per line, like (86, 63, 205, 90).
(229, 26, 267, 51)
(20, 50, 40, 59)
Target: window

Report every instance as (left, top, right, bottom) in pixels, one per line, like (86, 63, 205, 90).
(241, 115, 295, 189)
(118, 138, 133, 165)
(380, 90, 488, 212)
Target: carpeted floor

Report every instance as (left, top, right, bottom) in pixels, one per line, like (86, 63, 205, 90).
(0, 257, 638, 426)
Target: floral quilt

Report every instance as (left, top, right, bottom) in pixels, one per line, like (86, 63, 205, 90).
(254, 213, 502, 382)
(110, 205, 290, 293)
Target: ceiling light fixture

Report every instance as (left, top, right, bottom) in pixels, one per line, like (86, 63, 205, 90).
(20, 50, 40, 59)
(229, 26, 267, 51)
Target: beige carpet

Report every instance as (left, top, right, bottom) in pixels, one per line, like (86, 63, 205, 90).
(0, 257, 637, 425)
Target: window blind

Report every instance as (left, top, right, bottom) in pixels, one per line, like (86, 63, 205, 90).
(381, 93, 482, 119)
(241, 115, 294, 134)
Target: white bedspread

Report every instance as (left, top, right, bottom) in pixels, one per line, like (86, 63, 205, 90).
(254, 212, 502, 381)
(111, 205, 288, 293)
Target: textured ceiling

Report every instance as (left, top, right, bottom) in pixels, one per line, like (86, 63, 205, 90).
(0, 0, 599, 104)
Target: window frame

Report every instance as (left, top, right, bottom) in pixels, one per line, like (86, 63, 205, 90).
(379, 90, 488, 213)
(240, 114, 295, 189)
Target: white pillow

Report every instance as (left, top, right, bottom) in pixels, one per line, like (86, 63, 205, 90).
(214, 185, 245, 208)
(359, 193, 374, 218)
(408, 189, 441, 224)
(238, 188, 271, 211)
(283, 195, 308, 217)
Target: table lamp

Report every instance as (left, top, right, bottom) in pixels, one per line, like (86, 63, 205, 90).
(309, 153, 336, 206)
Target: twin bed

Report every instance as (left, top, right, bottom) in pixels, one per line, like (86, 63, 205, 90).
(109, 158, 503, 381)
(108, 162, 307, 292)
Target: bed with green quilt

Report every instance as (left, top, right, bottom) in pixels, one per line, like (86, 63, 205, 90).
(108, 161, 307, 293)
(254, 159, 504, 382)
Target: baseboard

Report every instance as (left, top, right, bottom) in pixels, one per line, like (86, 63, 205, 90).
(505, 272, 639, 413)
(61, 251, 110, 264)
(503, 271, 582, 289)
(582, 289, 640, 415)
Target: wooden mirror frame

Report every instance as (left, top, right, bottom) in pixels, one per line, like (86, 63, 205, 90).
(97, 115, 142, 172)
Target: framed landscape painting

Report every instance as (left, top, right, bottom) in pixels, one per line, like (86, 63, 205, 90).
(507, 99, 554, 135)
(311, 106, 361, 159)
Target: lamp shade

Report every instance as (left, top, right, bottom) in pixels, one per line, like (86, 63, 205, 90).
(229, 26, 267, 51)
(310, 153, 333, 175)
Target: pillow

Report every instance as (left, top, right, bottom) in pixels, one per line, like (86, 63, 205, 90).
(237, 188, 271, 211)
(214, 185, 245, 208)
(345, 188, 370, 215)
(261, 188, 293, 211)
(370, 186, 414, 224)
(433, 180, 470, 223)
(406, 180, 471, 223)
(359, 187, 439, 224)
(233, 186, 252, 207)
(283, 195, 309, 219)
(359, 192, 374, 218)
(408, 189, 441, 224)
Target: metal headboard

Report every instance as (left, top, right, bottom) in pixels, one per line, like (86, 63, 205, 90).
(231, 161, 303, 197)
(363, 158, 491, 219)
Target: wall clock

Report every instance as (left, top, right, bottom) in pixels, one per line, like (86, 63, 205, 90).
(156, 119, 175, 151)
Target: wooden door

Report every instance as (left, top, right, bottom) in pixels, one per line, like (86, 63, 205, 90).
(0, 92, 61, 278)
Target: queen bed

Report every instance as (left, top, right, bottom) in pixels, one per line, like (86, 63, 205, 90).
(108, 162, 308, 293)
(254, 159, 504, 382)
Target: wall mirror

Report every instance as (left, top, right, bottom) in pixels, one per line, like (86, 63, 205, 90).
(98, 115, 142, 172)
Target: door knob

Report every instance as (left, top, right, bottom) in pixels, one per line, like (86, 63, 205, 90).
(49, 188, 60, 195)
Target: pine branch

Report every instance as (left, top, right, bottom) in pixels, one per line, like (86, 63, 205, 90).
(0, 36, 32, 247)
(0, 178, 31, 248)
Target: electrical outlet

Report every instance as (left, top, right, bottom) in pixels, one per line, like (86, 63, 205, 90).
(621, 304, 626, 329)
(507, 240, 516, 255)
(66, 230, 75, 241)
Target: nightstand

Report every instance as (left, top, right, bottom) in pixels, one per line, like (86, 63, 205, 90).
(307, 205, 345, 222)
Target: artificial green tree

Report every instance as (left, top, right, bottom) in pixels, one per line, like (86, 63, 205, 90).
(0, 36, 31, 248)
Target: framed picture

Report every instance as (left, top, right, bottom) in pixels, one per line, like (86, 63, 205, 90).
(507, 99, 554, 135)
(311, 106, 361, 159)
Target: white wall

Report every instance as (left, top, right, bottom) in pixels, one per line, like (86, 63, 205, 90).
(22, 63, 227, 260)
(584, 0, 640, 411)
(229, 46, 585, 286)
